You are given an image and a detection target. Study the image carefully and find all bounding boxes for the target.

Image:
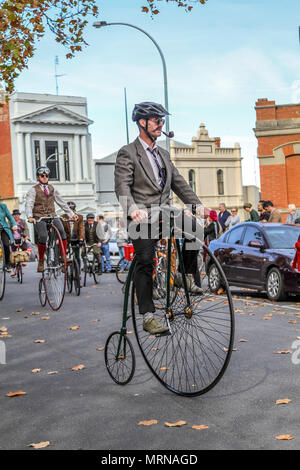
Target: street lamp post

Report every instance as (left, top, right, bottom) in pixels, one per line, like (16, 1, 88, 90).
(93, 21, 170, 153)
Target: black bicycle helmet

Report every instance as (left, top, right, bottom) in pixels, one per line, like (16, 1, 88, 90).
(132, 101, 170, 122)
(86, 213, 95, 219)
(67, 201, 76, 210)
(36, 166, 50, 177)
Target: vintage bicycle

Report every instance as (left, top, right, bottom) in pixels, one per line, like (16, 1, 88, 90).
(81, 242, 102, 286)
(37, 216, 66, 311)
(66, 240, 82, 296)
(104, 207, 235, 396)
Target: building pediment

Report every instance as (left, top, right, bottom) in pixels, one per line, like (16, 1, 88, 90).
(12, 104, 93, 126)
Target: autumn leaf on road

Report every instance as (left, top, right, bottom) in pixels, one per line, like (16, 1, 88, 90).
(34, 340, 45, 343)
(275, 434, 294, 440)
(138, 420, 158, 426)
(69, 325, 80, 330)
(6, 390, 27, 397)
(28, 441, 50, 449)
(72, 365, 85, 371)
(191, 425, 210, 430)
(96, 347, 104, 351)
(273, 350, 292, 354)
(276, 399, 292, 405)
(165, 421, 187, 427)
(32, 369, 41, 374)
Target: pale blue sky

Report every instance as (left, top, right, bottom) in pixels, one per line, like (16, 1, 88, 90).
(14, 0, 300, 186)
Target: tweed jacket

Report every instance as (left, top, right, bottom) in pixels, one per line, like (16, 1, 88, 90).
(61, 213, 85, 242)
(115, 138, 201, 218)
(268, 209, 282, 223)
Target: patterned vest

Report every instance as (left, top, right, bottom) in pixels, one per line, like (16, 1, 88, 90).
(33, 184, 56, 218)
(84, 221, 99, 245)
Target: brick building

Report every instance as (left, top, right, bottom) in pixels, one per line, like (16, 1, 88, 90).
(0, 92, 16, 210)
(254, 98, 300, 221)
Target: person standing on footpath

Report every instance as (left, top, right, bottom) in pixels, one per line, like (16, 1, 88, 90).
(115, 101, 209, 335)
(262, 201, 282, 223)
(96, 215, 112, 273)
(243, 203, 260, 222)
(257, 200, 270, 222)
(218, 203, 230, 232)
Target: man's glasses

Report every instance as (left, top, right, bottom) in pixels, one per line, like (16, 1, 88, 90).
(40, 174, 49, 178)
(149, 118, 165, 125)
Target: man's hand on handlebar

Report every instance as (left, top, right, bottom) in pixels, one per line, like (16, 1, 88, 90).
(28, 217, 36, 225)
(130, 209, 148, 224)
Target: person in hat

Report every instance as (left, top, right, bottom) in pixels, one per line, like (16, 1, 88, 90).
(81, 213, 102, 268)
(10, 209, 30, 277)
(25, 166, 77, 272)
(61, 201, 85, 270)
(204, 210, 221, 244)
(115, 101, 210, 335)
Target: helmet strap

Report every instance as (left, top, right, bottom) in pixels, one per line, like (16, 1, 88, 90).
(139, 119, 157, 143)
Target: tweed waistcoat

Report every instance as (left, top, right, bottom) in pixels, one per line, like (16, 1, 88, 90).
(33, 184, 56, 218)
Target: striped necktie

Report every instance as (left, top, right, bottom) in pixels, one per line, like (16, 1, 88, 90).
(148, 147, 166, 189)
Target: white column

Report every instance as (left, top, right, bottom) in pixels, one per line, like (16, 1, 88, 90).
(73, 134, 82, 180)
(25, 133, 33, 181)
(80, 134, 89, 180)
(16, 132, 26, 182)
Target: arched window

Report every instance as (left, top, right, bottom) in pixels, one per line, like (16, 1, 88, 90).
(188, 169, 196, 193)
(217, 169, 224, 195)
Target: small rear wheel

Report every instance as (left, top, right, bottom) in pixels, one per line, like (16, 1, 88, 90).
(93, 255, 102, 284)
(16, 263, 23, 284)
(104, 331, 135, 385)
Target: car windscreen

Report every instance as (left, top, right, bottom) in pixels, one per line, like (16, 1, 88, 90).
(264, 226, 300, 249)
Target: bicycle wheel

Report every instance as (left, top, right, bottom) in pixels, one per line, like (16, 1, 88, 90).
(115, 259, 128, 284)
(105, 331, 135, 385)
(44, 226, 66, 311)
(131, 242, 235, 397)
(73, 258, 81, 296)
(66, 263, 73, 293)
(92, 255, 102, 284)
(38, 278, 47, 307)
(0, 237, 6, 301)
(153, 247, 178, 310)
(16, 263, 23, 284)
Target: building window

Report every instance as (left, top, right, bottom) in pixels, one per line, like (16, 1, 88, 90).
(188, 169, 196, 193)
(63, 141, 70, 181)
(45, 141, 59, 181)
(34, 141, 41, 169)
(217, 169, 224, 195)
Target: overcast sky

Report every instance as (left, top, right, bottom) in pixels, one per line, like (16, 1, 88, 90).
(14, 0, 300, 186)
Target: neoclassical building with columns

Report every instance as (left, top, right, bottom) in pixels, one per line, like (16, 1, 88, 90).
(170, 124, 245, 213)
(9, 92, 96, 215)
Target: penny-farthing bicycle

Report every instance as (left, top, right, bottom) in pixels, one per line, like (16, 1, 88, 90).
(37, 217, 67, 311)
(105, 208, 235, 396)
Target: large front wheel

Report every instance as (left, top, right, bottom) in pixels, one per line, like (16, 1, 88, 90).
(131, 243, 235, 396)
(44, 226, 66, 311)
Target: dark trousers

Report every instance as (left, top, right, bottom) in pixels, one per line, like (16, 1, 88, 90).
(131, 212, 203, 315)
(1, 231, 10, 265)
(35, 217, 66, 244)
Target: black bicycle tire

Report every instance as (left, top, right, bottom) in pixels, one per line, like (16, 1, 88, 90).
(73, 258, 81, 296)
(104, 331, 136, 385)
(17, 263, 23, 284)
(39, 278, 47, 307)
(0, 237, 6, 301)
(66, 262, 73, 293)
(44, 225, 66, 311)
(92, 254, 101, 284)
(131, 243, 235, 397)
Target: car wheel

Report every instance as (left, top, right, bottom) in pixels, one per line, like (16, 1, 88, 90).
(266, 267, 286, 301)
(208, 263, 223, 293)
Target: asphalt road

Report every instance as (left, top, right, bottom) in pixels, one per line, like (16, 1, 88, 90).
(0, 263, 300, 451)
